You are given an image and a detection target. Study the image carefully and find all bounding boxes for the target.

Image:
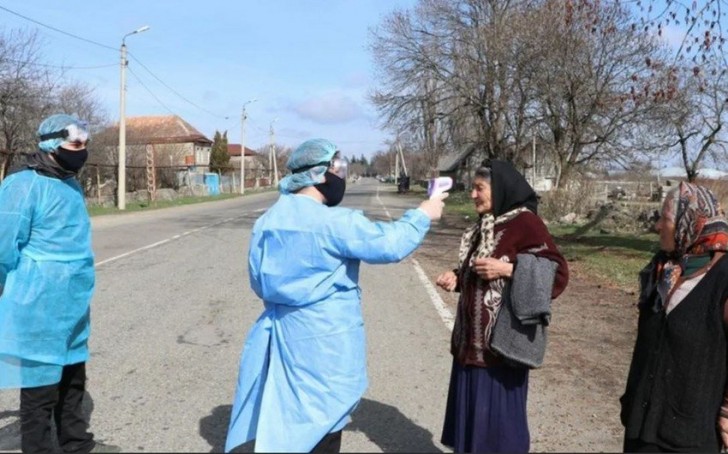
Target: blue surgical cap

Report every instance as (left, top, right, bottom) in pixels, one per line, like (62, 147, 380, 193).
(278, 138, 337, 194)
(37, 114, 89, 153)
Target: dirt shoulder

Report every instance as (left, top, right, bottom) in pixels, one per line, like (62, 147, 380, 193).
(413, 212, 638, 453)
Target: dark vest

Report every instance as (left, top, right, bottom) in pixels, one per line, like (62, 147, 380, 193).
(620, 255, 728, 452)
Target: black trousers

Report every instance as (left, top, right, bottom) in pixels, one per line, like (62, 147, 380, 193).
(20, 362, 94, 454)
(310, 430, 342, 454)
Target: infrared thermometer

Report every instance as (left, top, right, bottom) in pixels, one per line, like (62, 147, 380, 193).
(428, 176, 453, 199)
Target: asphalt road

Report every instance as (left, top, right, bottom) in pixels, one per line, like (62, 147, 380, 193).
(0, 179, 454, 453)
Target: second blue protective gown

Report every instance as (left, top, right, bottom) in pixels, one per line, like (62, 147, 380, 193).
(226, 193, 431, 452)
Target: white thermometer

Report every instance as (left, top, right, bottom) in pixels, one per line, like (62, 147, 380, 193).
(428, 176, 453, 199)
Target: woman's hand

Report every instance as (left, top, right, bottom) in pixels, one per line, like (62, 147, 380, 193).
(719, 415, 728, 449)
(472, 257, 514, 281)
(436, 271, 457, 292)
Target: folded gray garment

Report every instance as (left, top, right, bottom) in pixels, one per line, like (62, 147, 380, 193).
(490, 253, 558, 369)
(511, 253, 558, 326)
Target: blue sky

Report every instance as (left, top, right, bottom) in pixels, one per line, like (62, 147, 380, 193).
(0, 1, 417, 158)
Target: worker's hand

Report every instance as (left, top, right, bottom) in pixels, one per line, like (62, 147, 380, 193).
(436, 270, 457, 292)
(719, 415, 728, 450)
(472, 257, 513, 281)
(418, 193, 448, 221)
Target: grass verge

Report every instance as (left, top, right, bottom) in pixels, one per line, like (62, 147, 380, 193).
(87, 193, 241, 216)
(548, 224, 657, 293)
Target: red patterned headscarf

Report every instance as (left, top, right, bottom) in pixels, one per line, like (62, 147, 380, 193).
(667, 182, 728, 256)
(657, 182, 728, 303)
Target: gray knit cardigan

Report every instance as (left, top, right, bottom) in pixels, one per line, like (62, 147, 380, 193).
(490, 253, 558, 369)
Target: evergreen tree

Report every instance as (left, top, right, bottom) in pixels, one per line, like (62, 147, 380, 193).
(209, 130, 230, 174)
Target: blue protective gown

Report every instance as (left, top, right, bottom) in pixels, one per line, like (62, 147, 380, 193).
(0, 170, 94, 389)
(225, 194, 431, 453)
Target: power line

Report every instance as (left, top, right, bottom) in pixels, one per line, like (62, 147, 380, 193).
(3, 58, 116, 70)
(0, 5, 117, 51)
(128, 52, 230, 120)
(127, 66, 176, 116)
(0, 5, 234, 122)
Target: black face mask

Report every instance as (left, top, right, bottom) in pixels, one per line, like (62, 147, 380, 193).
(314, 172, 346, 206)
(53, 147, 88, 172)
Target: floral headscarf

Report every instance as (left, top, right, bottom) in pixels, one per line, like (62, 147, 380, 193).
(656, 182, 728, 304)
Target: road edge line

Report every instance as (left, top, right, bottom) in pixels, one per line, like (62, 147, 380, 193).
(375, 185, 454, 331)
(95, 210, 263, 267)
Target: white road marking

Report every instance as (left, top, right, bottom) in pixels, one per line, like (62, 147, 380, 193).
(375, 186, 455, 331)
(95, 214, 252, 267)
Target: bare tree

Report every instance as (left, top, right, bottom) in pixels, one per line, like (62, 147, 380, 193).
(55, 82, 108, 131)
(589, 0, 728, 181)
(371, 0, 679, 189)
(0, 28, 109, 182)
(369, 149, 395, 177)
(528, 0, 665, 187)
(0, 29, 54, 178)
(645, 58, 728, 181)
(638, 0, 728, 68)
(369, 3, 450, 171)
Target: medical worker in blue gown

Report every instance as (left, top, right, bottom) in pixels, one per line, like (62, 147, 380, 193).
(0, 114, 119, 454)
(225, 138, 447, 453)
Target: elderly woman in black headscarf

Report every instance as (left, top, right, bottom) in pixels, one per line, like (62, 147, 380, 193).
(621, 181, 728, 452)
(435, 159, 569, 453)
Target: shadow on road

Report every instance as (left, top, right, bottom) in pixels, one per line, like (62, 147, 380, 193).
(0, 409, 20, 451)
(199, 405, 253, 453)
(200, 398, 442, 453)
(349, 398, 443, 453)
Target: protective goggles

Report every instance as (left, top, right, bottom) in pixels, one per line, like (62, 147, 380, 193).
(39, 123, 90, 144)
(328, 157, 348, 179)
(292, 157, 348, 179)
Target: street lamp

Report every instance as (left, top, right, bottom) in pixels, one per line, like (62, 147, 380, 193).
(118, 25, 150, 210)
(240, 99, 257, 195)
(269, 118, 278, 186)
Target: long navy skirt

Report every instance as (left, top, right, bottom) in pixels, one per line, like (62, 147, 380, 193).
(440, 360, 530, 453)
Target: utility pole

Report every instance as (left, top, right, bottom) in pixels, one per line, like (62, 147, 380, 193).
(657, 152, 662, 186)
(118, 25, 150, 210)
(532, 136, 536, 187)
(239, 99, 256, 195)
(397, 141, 408, 176)
(240, 108, 247, 194)
(118, 41, 127, 210)
(269, 118, 278, 186)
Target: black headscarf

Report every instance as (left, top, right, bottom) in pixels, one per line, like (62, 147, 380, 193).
(485, 159, 538, 216)
(7, 151, 76, 180)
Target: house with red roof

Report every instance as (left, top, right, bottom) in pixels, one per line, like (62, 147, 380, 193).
(227, 143, 267, 177)
(95, 114, 213, 171)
